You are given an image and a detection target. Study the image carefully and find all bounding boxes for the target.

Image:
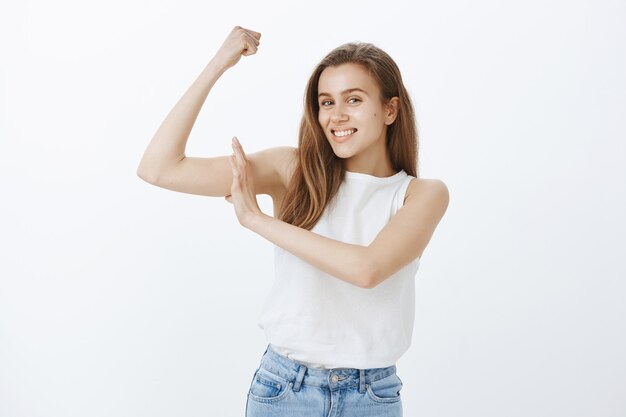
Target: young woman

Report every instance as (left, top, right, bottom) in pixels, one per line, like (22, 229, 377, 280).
(137, 25, 449, 417)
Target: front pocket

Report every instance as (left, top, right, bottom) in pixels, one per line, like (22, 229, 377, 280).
(366, 372, 403, 403)
(247, 368, 292, 404)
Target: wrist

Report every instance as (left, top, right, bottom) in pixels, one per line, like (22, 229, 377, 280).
(244, 211, 268, 231)
(206, 57, 229, 75)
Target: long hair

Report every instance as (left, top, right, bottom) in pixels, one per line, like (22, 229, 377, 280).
(278, 42, 419, 229)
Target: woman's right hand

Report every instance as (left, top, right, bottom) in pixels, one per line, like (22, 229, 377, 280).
(213, 26, 261, 70)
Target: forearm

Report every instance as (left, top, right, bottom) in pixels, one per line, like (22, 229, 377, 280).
(247, 213, 372, 288)
(137, 58, 228, 181)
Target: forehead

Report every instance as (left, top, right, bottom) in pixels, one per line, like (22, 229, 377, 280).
(318, 63, 378, 95)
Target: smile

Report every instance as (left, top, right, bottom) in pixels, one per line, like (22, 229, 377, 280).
(333, 128, 356, 137)
(331, 128, 357, 142)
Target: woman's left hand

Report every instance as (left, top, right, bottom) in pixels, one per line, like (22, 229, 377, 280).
(225, 136, 263, 228)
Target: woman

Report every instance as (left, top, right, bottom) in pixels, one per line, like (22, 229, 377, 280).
(137, 25, 449, 417)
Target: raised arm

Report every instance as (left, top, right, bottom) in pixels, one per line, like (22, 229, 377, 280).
(136, 26, 283, 198)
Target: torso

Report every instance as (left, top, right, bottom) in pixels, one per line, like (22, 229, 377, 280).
(270, 148, 296, 217)
(272, 188, 287, 218)
(270, 148, 431, 217)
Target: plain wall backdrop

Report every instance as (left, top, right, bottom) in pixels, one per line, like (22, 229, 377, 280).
(1, 0, 625, 416)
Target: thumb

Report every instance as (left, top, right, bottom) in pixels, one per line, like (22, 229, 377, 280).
(225, 195, 233, 204)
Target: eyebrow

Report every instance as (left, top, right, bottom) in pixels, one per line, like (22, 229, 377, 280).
(318, 88, 369, 98)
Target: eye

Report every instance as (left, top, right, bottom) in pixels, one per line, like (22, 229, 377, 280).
(320, 97, 360, 107)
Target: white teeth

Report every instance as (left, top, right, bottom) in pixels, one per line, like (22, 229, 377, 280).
(334, 129, 355, 137)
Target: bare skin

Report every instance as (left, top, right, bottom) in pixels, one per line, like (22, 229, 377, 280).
(317, 62, 399, 177)
(136, 26, 288, 200)
(138, 26, 449, 289)
(227, 56, 449, 289)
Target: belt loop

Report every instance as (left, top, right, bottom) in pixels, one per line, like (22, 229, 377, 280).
(359, 369, 366, 393)
(293, 364, 307, 392)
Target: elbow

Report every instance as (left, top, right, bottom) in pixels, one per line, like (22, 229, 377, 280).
(136, 155, 184, 185)
(136, 161, 161, 184)
(136, 167, 156, 184)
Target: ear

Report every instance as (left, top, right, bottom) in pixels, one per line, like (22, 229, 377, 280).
(384, 97, 400, 125)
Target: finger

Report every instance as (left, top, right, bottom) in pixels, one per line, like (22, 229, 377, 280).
(243, 42, 257, 56)
(244, 32, 260, 46)
(232, 138, 247, 167)
(233, 137, 248, 160)
(230, 153, 239, 172)
(233, 145, 246, 167)
(241, 36, 258, 55)
(228, 154, 240, 178)
(245, 28, 262, 40)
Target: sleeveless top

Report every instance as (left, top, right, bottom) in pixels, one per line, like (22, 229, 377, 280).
(256, 169, 420, 369)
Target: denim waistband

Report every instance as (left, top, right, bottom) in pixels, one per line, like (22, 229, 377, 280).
(257, 344, 397, 392)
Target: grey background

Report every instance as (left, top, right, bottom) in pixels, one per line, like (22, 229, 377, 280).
(1, 0, 625, 416)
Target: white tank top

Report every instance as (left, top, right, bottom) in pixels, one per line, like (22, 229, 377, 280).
(256, 169, 420, 369)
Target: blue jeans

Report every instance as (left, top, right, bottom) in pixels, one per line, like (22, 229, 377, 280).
(245, 344, 403, 417)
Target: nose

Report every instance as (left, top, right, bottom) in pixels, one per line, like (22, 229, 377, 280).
(330, 103, 349, 123)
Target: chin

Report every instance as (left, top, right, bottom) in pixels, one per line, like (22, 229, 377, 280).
(329, 143, 350, 158)
(332, 149, 353, 159)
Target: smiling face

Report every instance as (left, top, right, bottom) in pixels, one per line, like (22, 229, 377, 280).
(317, 62, 399, 175)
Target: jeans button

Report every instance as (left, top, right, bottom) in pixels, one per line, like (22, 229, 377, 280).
(331, 374, 339, 383)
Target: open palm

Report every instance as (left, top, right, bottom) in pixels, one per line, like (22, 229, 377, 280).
(225, 136, 262, 227)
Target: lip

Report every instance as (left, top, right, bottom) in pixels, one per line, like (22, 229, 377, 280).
(331, 127, 357, 134)
(331, 128, 356, 143)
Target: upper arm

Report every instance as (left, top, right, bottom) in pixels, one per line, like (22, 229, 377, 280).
(139, 146, 295, 198)
(363, 179, 450, 289)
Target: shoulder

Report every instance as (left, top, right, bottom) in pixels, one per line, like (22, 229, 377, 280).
(404, 177, 449, 209)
